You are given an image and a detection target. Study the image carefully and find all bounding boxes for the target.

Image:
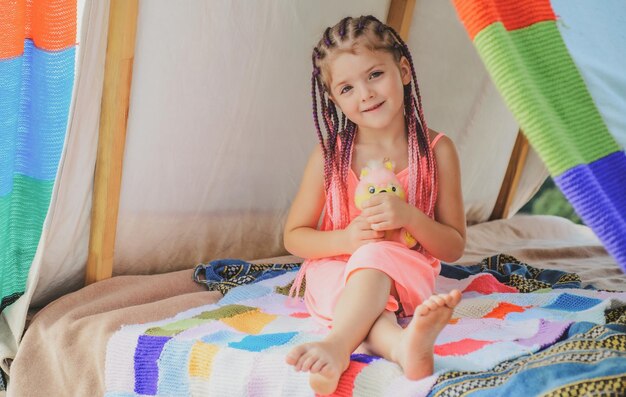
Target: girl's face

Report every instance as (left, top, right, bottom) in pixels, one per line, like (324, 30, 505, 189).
(327, 49, 411, 132)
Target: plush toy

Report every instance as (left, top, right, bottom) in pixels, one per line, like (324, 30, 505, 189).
(354, 160, 417, 248)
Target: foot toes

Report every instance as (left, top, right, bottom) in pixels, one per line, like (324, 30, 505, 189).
(310, 360, 326, 374)
(415, 303, 430, 316)
(447, 289, 462, 307)
(300, 355, 317, 372)
(286, 345, 307, 366)
(295, 351, 313, 371)
(429, 295, 446, 307)
(436, 290, 461, 308)
(424, 299, 439, 311)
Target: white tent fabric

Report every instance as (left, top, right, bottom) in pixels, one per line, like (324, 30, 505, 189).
(0, 0, 551, 373)
(552, 0, 626, 149)
(32, 0, 547, 306)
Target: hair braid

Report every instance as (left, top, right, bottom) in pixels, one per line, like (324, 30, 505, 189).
(385, 24, 438, 218)
(338, 17, 351, 39)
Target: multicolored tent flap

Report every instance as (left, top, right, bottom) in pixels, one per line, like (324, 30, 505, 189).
(0, 0, 76, 314)
(452, 0, 626, 273)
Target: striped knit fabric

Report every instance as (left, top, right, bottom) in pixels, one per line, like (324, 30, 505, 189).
(104, 268, 626, 396)
(0, 0, 76, 314)
(451, 0, 626, 273)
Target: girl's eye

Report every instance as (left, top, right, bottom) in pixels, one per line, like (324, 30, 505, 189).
(340, 85, 352, 95)
(370, 71, 383, 79)
(391, 186, 397, 192)
(368, 186, 376, 194)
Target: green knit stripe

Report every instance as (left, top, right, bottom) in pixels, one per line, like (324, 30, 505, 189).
(0, 175, 53, 300)
(474, 21, 620, 176)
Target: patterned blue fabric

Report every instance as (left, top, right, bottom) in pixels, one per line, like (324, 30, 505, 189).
(440, 253, 590, 290)
(193, 259, 301, 295)
(428, 321, 626, 396)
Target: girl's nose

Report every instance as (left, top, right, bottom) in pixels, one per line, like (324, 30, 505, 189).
(361, 87, 375, 101)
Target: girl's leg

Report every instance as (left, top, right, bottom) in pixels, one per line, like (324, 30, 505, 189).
(286, 268, 392, 395)
(363, 290, 462, 379)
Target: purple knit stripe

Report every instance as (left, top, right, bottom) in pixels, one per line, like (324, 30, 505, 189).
(350, 353, 382, 364)
(134, 335, 171, 395)
(554, 150, 626, 273)
(516, 319, 572, 349)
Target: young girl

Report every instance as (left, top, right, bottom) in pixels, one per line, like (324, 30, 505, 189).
(284, 15, 466, 395)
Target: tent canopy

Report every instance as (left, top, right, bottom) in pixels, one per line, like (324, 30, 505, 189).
(7, 0, 626, 382)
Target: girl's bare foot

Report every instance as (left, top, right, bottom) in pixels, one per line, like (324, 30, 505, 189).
(392, 290, 462, 379)
(286, 340, 350, 395)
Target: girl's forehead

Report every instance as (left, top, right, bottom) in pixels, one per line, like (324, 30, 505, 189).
(328, 50, 395, 83)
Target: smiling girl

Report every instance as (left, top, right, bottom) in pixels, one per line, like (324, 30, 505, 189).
(283, 15, 466, 395)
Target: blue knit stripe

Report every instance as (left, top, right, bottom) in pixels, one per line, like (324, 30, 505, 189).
(555, 150, 626, 272)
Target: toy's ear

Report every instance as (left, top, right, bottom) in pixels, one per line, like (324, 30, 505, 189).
(383, 160, 395, 172)
(360, 167, 370, 178)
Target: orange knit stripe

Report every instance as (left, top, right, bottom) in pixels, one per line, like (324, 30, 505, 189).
(434, 339, 492, 356)
(0, 0, 26, 58)
(484, 302, 527, 319)
(452, 0, 556, 40)
(331, 361, 368, 396)
(0, 0, 76, 59)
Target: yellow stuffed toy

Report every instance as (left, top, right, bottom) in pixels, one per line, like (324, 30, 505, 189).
(354, 160, 417, 248)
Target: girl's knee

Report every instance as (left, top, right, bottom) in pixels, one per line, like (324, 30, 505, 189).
(350, 241, 392, 257)
(344, 268, 393, 293)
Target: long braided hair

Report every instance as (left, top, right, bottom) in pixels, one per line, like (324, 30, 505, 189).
(312, 15, 438, 249)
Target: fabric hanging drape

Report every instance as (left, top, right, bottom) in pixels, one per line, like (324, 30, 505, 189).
(452, 0, 626, 273)
(0, 0, 77, 316)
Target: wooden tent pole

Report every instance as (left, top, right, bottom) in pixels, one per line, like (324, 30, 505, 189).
(85, 0, 139, 285)
(489, 130, 530, 220)
(387, 0, 416, 39)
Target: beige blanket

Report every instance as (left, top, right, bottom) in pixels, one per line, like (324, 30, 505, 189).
(9, 270, 217, 396)
(7, 215, 626, 396)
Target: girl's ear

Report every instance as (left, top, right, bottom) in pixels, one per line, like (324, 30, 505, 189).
(325, 86, 336, 104)
(400, 56, 411, 85)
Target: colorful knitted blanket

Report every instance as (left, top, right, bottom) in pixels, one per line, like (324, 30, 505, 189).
(105, 256, 626, 396)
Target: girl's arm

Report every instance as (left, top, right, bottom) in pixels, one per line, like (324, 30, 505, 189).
(361, 135, 466, 262)
(410, 135, 466, 261)
(284, 145, 384, 259)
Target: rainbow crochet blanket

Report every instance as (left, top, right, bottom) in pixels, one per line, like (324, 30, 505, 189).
(105, 257, 626, 396)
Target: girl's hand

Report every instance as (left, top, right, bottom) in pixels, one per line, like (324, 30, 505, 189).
(360, 193, 413, 231)
(343, 215, 385, 254)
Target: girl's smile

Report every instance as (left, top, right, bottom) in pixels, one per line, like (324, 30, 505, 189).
(362, 101, 385, 112)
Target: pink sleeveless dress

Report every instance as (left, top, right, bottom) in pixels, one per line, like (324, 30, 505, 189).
(295, 134, 445, 327)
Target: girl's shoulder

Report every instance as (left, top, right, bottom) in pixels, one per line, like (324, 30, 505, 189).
(428, 129, 454, 149)
(429, 129, 445, 148)
(428, 129, 460, 166)
(299, 144, 326, 186)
